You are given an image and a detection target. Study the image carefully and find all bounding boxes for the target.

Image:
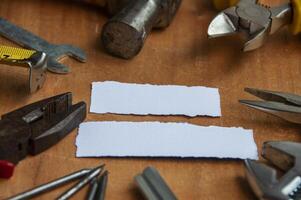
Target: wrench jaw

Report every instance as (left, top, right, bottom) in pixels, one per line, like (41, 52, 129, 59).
(46, 45, 87, 74)
(245, 142, 301, 200)
(244, 159, 283, 200)
(27, 52, 47, 93)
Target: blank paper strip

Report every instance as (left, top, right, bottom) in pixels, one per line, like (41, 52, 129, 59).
(76, 122, 258, 160)
(90, 81, 221, 117)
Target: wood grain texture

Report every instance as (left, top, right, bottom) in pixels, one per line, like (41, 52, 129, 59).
(0, 0, 300, 199)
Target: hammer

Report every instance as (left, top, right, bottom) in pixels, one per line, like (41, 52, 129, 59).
(78, 0, 182, 59)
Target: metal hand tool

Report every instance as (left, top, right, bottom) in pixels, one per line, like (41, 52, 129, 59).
(0, 93, 86, 165)
(101, 0, 182, 59)
(0, 18, 86, 74)
(245, 141, 301, 200)
(93, 170, 108, 200)
(77, 0, 182, 59)
(239, 88, 301, 124)
(57, 165, 104, 200)
(86, 170, 108, 200)
(86, 178, 99, 200)
(135, 166, 178, 200)
(7, 168, 92, 200)
(240, 88, 301, 199)
(208, 0, 301, 51)
(0, 45, 47, 93)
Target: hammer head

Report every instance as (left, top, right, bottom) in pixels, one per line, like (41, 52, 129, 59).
(156, 0, 182, 28)
(101, 0, 182, 59)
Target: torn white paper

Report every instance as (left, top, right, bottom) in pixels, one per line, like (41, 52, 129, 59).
(90, 81, 221, 117)
(76, 122, 258, 160)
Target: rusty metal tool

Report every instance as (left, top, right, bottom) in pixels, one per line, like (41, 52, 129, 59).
(239, 88, 301, 124)
(208, 0, 300, 51)
(245, 141, 301, 200)
(0, 18, 86, 74)
(0, 45, 47, 93)
(0, 93, 86, 165)
(78, 0, 182, 59)
(135, 166, 178, 200)
(102, 0, 182, 59)
(77, 0, 182, 59)
(7, 168, 92, 200)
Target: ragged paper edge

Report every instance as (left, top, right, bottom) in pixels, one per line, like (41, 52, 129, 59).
(90, 81, 222, 117)
(75, 121, 258, 160)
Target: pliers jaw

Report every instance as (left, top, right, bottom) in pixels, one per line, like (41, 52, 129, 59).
(0, 93, 86, 164)
(239, 88, 301, 124)
(208, 0, 292, 51)
(245, 141, 301, 200)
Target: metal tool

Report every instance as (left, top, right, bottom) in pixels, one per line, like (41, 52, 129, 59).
(208, 0, 301, 51)
(0, 18, 86, 73)
(240, 88, 301, 199)
(102, 0, 182, 59)
(76, 0, 182, 59)
(86, 178, 99, 200)
(7, 168, 92, 200)
(239, 88, 301, 124)
(0, 45, 47, 93)
(86, 170, 108, 200)
(57, 165, 104, 200)
(135, 166, 177, 200)
(93, 170, 109, 200)
(245, 141, 301, 200)
(0, 93, 86, 165)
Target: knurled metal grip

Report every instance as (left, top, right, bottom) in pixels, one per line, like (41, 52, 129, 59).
(0, 46, 47, 93)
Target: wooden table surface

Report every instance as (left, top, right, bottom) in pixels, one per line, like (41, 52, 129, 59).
(0, 0, 300, 199)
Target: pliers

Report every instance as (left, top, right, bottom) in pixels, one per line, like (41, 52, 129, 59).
(240, 88, 301, 199)
(239, 88, 301, 124)
(0, 93, 86, 178)
(208, 0, 301, 51)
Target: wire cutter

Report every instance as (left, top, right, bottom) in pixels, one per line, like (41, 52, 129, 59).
(208, 0, 301, 51)
(240, 88, 301, 199)
(0, 93, 86, 178)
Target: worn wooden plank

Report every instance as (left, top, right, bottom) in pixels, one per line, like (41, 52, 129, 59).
(0, 0, 300, 199)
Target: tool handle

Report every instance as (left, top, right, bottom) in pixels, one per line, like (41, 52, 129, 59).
(291, 0, 301, 34)
(212, 0, 238, 10)
(0, 160, 15, 179)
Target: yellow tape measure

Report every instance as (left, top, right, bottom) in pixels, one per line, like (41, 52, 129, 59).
(212, 0, 238, 11)
(0, 45, 36, 63)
